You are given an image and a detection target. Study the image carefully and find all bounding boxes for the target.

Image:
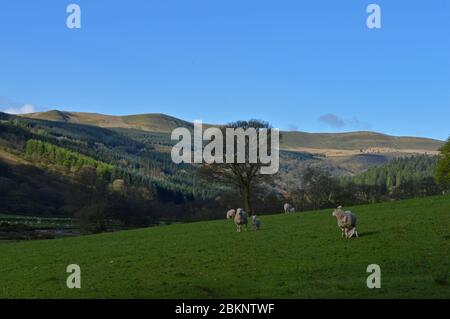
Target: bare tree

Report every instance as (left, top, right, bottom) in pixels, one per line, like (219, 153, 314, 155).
(197, 120, 278, 215)
(308, 166, 337, 209)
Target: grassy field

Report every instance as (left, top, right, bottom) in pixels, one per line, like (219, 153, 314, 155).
(0, 196, 449, 299)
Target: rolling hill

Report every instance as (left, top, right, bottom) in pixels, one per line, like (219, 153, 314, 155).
(23, 110, 193, 134)
(281, 131, 443, 155)
(22, 110, 444, 156)
(0, 195, 449, 298)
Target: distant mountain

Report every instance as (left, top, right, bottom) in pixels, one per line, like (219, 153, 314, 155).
(23, 110, 444, 155)
(281, 131, 443, 156)
(24, 110, 193, 134)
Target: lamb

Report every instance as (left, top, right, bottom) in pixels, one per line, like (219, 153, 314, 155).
(234, 208, 248, 232)
(284, 203, 295, 214)
(332, 206, 359, 238)
(226, 209, 236, 219)
(252, 215, 261, 230)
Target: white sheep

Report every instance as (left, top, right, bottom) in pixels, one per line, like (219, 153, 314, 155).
(284, 203, 295, 214)
(226, 209, 236, 219)
(234, 208, 248, 232)
(252, 215, 261, 230)
(332, 206, 359, 238)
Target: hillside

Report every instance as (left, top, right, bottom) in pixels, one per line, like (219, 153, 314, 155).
(1, 111, 445, 221)
(23, 110, 193, 134)
(0, 113, 203, 221)
(0, 196, 448, 298)
(1, 111, 445, 222)
(22, 110, 444, 155)
(281, 131, 443, 154)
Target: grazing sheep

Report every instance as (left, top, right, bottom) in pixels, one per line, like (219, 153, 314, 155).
(284, 203, 295, 214)
(226, 209, 236, 219)
(234, 208, 248, 232)
(332, 206, 359, 238)
(252, 215, 261, 230)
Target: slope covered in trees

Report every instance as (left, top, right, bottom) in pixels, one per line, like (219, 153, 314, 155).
(0, 112, 446, 233)
(349, 155, 437, 188)
(435, 137, 450, 189)
(0, 113, 219, 229)
(25, 139, 113, 176)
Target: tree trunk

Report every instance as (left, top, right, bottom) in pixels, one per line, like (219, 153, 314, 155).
(243, 184, 253, 216)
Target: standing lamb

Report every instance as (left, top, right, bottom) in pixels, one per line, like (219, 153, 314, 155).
(284, 203, 295, 214)
(332, 206, 359, 238)
(252, 215, 261, 230)
(226, 209, 236, 220)
(234, 208, 248, 232)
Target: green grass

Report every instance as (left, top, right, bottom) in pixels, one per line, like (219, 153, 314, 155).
(1, 196, 449, 299)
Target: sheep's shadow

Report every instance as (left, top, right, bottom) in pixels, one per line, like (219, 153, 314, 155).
(358, 231, 380, 237)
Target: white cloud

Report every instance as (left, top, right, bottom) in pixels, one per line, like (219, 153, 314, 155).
(4, 104, 36, 115)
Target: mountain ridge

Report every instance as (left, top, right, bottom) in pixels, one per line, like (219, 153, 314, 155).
(18, 110, 444, 154)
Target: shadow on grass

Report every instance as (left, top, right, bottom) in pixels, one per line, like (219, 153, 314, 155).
(358, 231, 380, 237)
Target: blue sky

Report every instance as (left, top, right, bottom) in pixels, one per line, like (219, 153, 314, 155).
(0, 0, 449, 140)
